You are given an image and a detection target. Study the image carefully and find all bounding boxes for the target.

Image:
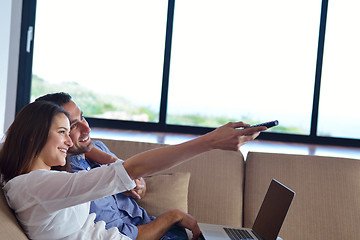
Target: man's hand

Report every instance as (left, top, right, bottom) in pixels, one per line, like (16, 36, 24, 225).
(174, 210, 201, 240)
(137, 209, 200, 240)
(123, 177, 146, 200)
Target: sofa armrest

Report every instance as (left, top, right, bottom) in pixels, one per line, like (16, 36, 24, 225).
(0, 190, 29, 239)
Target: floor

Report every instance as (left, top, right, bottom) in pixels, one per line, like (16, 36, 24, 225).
(91, 127, 360, 160)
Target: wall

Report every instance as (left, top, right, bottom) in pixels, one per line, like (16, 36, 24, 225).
(0, 0, 22, 138)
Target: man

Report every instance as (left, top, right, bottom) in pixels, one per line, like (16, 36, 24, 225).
(36, 92, 265, 239)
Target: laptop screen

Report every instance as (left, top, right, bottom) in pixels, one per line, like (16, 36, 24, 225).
(252, 179, 295, 240)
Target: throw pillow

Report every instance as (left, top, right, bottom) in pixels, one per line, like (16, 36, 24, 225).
(136, 172, 191, 217)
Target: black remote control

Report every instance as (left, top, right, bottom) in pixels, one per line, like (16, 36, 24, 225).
(247, 120, 279, 129)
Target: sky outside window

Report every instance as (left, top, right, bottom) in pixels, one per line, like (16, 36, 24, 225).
(31, 0, 168, 122)
(318, 0, 360, 139)
(168, 0, 322, 133)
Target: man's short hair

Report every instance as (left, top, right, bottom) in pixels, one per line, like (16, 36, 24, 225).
(35, 92, 72, 106)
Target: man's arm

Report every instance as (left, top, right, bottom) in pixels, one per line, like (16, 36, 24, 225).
(85, 146, 118, 164)
(136, 209, 200, 240)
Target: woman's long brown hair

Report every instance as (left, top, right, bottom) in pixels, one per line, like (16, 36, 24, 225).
(0, 101, 69, 182)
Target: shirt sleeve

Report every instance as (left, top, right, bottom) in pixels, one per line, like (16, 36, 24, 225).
(106, 218, 139, 240)
(6, 160, 136, 213)
(120, 222, 139, 239)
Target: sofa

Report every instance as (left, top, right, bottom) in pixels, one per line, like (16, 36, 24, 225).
(1, 138, 360, 239)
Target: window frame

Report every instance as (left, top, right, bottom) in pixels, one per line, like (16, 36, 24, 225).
(15, 0, 360, 147)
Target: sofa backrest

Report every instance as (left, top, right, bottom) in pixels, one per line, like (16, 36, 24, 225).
(244, 151, 360, 240)
(96, 138, 245, 227)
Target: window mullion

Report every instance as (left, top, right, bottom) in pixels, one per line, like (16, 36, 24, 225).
(310, 0, 329, 138)
(159, 0, 175, 129)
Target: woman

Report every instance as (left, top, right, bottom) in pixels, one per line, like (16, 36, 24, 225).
(0, 101, 265, 240)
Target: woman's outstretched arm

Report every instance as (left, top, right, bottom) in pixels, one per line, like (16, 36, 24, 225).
(123, 122, 266, 179)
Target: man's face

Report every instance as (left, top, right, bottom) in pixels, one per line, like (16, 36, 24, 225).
(62, 100, 93, 156)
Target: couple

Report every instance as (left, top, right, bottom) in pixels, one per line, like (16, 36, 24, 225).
(0, 92, 266, 240)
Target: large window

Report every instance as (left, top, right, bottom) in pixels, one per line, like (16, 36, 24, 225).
(16, 0, 360, 146)
(31, 0, 168, 122)
(168, 0, 321, 133)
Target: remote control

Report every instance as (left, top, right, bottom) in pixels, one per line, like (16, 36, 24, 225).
(247, 120, 279, 129)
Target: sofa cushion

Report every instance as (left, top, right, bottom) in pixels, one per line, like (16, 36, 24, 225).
(136, 172, 191, 217)
(244, 151, 360, 240)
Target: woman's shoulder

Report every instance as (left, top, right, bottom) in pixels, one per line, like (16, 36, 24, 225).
(3, 169, 68, 190)
(3, 170, 72, 207)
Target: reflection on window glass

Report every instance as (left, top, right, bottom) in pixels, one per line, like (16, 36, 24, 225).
(168, 0, 322, 134)
(31, 0, 168, 122)
(318, 0, 360, 139)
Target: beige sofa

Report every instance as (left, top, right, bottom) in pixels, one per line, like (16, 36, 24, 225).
(1, 139, 360, 239)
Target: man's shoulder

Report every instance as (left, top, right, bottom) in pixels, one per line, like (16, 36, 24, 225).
(92, 140, 105, 148)
(92, 140, 117, 158)
(92, 140, 110, 152)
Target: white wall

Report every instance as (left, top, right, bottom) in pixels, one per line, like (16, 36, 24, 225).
(0, 0, 22, 138)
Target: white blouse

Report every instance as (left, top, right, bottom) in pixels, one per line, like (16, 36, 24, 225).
(2, 160, 136, 240)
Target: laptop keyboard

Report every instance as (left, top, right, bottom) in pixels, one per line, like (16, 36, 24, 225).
(223, 227, 254, 240)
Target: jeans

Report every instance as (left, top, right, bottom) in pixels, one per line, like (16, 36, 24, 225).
(160, 225, 188, 240)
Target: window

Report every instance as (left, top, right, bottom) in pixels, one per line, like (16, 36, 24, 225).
(168, 0, 321, 134)
(16, 0, 360, 146)
(31, 0, 168, 122)
(318, 0, 360, 139)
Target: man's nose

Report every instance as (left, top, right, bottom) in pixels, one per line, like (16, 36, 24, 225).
(79, 120, 91, 133)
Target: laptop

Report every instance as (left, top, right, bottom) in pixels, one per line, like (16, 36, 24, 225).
(198, 179, 295, 240)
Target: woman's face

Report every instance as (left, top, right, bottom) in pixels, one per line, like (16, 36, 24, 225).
(35, 113, 73, 170)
